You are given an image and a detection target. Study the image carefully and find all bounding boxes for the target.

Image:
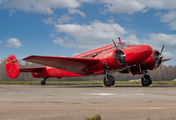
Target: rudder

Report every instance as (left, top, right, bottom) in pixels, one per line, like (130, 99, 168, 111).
(6, 54, 20, 79)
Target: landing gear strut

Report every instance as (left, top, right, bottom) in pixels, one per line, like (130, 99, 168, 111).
(104, 70, 115, 87)
(41, 77, 48, 85)
(140, 63, 152, 86)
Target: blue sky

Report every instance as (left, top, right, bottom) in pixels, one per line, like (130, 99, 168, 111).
(0, 0, 176, 65)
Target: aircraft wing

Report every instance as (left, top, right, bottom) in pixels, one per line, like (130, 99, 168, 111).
(22, 55, 100, 74)
(162, 58, 171, 62)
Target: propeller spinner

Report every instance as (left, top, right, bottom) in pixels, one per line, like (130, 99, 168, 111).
(112, 39, 132, 74)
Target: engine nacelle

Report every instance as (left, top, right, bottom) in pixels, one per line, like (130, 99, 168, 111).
(85, 49, 124, 74)
(144, 50, 161, 70)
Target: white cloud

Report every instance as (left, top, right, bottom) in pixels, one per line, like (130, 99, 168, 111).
(160, 11, 176, 23)
(57, 15, 74, 24)
(100, 0, 176, 15)
(54, 21, 128, 50)
(106, 16, 115, 23)
(0, 40, 2, 44)
(162, 52, 175, 58)
(53, 36, 74, 48)
(144, 33, 176, 48)
(77, 0, 97, 3)
(52, 37, 64, 46)
(6, 38, 23, 48)
(1, 0, 80, 15)
(142, 33, 176, 58)
(68, 8, 86, 18)
(159, 10, 176, 30)
(100, 0, 145, 15)
(137, 0, 176, 10)
(123, 35, 141, 45)
(121, 16, 133, 22)
(43, 15, 74, 25)
(42, 17, 54, 25)
(154, 11, 162, 16)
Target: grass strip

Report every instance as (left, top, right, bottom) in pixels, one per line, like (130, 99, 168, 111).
(0, 81, 176, 85)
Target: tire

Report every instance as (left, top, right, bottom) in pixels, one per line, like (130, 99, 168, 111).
(141, 75, 152, 86)
(104, 75, 115, 87)
(41, 80, 46, 85)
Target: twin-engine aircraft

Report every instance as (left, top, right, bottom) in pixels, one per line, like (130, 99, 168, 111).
(6, 38, 170, 87)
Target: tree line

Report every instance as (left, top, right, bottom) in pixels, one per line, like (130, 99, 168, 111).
(0, 57, 175, 81)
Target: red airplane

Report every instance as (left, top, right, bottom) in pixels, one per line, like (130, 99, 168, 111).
(6, 38, 170, 87)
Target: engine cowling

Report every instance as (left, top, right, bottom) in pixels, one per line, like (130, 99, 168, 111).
(85, 49, 124, 74)
(144, 50, 162, 70)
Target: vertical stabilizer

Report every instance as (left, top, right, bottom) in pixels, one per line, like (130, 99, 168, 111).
(6, 54, 20, 79)
(118, 37, 121, 43)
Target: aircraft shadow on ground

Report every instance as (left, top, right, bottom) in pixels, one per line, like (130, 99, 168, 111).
(48, 85, 176, 88)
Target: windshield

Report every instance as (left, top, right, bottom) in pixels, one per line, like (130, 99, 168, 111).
(112, 42, 135, 49)
(117, 42, 134, 49)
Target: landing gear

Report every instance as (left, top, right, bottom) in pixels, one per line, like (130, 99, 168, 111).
(104, 70, 115, 87)
(41, 77, 48, 85)
(104, 75, 115, 87)
(139, 62, 152, 86)
(141, 75, 152, 86)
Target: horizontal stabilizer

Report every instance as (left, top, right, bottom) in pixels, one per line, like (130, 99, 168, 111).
(20, 67, 46, 72)
(162, 58, 171, 62)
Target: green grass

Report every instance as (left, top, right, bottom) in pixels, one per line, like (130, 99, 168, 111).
(85, 113, 101, 120)
(0, 81, 176, 85)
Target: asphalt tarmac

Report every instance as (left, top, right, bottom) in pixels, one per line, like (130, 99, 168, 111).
(1, 84, 176, 120)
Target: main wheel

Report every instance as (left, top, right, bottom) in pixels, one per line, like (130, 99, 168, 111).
(104, 75, 115, 87)
(141, 75, 152, 86)
(41, 80, 46, 85)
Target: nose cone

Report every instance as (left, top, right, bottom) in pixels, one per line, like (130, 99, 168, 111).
(124, 45, 153, 65)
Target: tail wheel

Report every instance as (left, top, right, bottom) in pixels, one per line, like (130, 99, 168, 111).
(141, 75, 152, 86)
(41, 80, 46, 85)
(41, 77, 47, 85)
(104, 75, 115, 87)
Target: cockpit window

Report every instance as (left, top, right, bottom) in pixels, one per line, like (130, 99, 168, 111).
(112, 42, 134, 50)
(119, 42, 134, 47)
(83, 56, 89, 58)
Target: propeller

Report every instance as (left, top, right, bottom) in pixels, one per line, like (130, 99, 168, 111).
(153, 44, 165, 71)
(112, 39, 132, 74)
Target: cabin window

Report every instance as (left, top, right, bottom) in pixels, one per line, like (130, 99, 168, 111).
(92, 53, 98, 58)
(84, 56, 89, 58)
(101, 50, 107, 53)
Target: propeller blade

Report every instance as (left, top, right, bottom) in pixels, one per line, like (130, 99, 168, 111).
(160, 44, 165, 54)
(153, 44, 165, 71)
(153, 59, 160, 71)
(112, 39, 118, 50)
(112, 39, 132, 74)
(124, 60, 132, 74)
